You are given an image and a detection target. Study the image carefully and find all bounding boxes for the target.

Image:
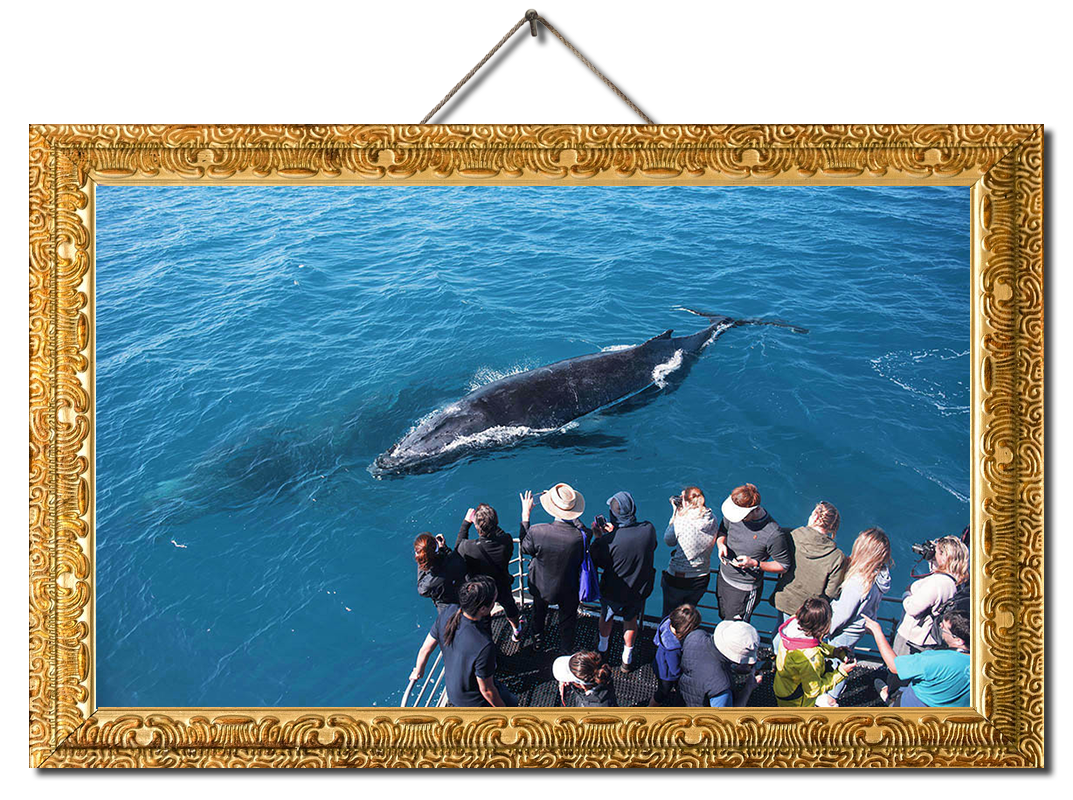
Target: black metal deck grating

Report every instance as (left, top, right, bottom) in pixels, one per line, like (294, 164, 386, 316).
(489, 610, 888, 708)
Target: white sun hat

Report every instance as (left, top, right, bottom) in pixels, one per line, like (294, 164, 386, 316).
(721, 492, 756, 523)
(713, 620, 760, 665)
(540, 482, 585, 520)
(552, 654, 582, 684)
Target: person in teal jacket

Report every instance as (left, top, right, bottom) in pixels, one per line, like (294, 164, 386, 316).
(863, 610, 970, 707)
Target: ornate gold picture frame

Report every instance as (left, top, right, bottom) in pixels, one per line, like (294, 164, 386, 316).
(28, 124, 1043, 768)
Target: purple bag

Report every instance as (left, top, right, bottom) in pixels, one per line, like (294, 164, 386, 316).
(579, 532, 600, 603)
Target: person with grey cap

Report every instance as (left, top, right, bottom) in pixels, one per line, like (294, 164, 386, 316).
(519, 483, 589, 653)
(552, 651, 618, 707)
(590, 490, 657, 673)
(679, 620, 763, 707)
(715, 483, 791, 623)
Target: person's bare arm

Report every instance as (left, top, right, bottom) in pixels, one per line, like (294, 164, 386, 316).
(409, 633, 439, 681)
(862, 616, 898, 675)
(476, 674, 505, 707)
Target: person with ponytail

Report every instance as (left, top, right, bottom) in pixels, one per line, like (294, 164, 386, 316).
(410, 576, 517, 707)
(552, 651, 618, 707)
(413, 532, 468, 612)
(660, 486, 718, 618)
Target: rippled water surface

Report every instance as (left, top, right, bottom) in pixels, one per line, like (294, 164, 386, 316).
(96, 186, 969, 706)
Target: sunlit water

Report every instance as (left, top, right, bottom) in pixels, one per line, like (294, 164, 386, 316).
(96, 185, 969, 706)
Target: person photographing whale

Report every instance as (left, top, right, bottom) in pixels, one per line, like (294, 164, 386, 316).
(519, 484, 589, 653)
(589, 491, 657, 672)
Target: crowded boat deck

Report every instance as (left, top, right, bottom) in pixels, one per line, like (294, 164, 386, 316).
(402, 544, 901, 708)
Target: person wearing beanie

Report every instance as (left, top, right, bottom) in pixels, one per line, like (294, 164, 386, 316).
(590, 490, 657, 672)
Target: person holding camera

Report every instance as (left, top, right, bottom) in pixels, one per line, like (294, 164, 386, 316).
(773, 596, 857, 707)
(553, 650, 618, 707)
(519, 484, 588, 653)
(413, 531, 469, 612)
(679, 619, 763, 707)
(456, 503, 525, 642)
(863, 610, 971, 707)
(590, 491, 657, 673)
(660, 486, 719, 618)
(771, 501, 847, 622)
(715, 483, 791, 623)
(410, 576, 517, 707)
(881, 535, 969, 699)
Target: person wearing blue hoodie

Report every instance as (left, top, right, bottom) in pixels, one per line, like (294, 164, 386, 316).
(651, 604, 701, 705)
(817, 527, 893, 705)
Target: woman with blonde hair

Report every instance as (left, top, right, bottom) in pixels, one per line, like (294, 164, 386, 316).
(816, 527, 893, 705)
(660, 486, 718, 617)
(882, 534, 969, 702)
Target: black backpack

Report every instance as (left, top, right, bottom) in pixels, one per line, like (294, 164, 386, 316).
(930, 577, 970, 643)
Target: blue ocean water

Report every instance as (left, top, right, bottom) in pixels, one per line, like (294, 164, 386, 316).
(95, 185, 969, 707)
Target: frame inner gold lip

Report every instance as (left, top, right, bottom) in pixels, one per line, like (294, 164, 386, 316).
(29, 124, 1043, 768)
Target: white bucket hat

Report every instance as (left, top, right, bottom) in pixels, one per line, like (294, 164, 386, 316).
(713, 620, 760, 664)
(552, 654, 583, 685)
(721, 492, 757, 523)
(540, 483, 585, 520)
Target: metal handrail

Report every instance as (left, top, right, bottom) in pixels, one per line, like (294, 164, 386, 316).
(400, 537, 908, 704)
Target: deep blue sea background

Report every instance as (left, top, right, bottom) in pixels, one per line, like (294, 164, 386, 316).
(96, 185, 969, 707)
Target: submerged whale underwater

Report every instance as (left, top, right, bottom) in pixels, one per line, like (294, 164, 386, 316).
(372, 309, 807, 475)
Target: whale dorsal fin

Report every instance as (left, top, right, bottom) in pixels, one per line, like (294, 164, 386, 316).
(640, 329, 673, 346)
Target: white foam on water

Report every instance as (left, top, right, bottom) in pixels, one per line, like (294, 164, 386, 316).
(442, 423, 558, 453)
(870, 348, 969, 416)
(701, 321, 734, 349)
(600, 343, 635, 352)
(652, 349, 684, 388)
(467, 363, 536, 391)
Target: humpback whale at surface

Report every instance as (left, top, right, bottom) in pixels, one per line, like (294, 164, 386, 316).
(372, 309, 807, 475)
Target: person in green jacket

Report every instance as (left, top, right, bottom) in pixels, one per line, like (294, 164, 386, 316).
(771, 502, 848, 620)
(774, 596, 858, 707)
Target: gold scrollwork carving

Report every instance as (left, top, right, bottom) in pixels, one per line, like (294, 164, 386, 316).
(29, 124, 1043, 768)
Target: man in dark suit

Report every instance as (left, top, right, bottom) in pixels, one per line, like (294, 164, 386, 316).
(519, 483, 588, 653)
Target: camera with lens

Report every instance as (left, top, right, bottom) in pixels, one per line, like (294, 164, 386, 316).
(669, 495, 682, 508)
(911, 539, 937, 562)
(754, 645, 776, 673)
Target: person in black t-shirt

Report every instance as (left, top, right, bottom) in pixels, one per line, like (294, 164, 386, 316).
(715, 483, 791, 622)
(456, 503, 525, 642)
(409, 576, 518, 707)
(414, 532, 468, 612)
(590, 490, 657, 673)
(552, 651, 618, 707)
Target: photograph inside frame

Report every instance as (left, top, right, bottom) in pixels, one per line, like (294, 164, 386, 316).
(94, 183, 972, 711)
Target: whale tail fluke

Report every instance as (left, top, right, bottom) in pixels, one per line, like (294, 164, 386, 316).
(678, 307, 808, 335)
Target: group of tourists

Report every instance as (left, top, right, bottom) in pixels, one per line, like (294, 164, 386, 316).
(408, 481, 971, 710)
